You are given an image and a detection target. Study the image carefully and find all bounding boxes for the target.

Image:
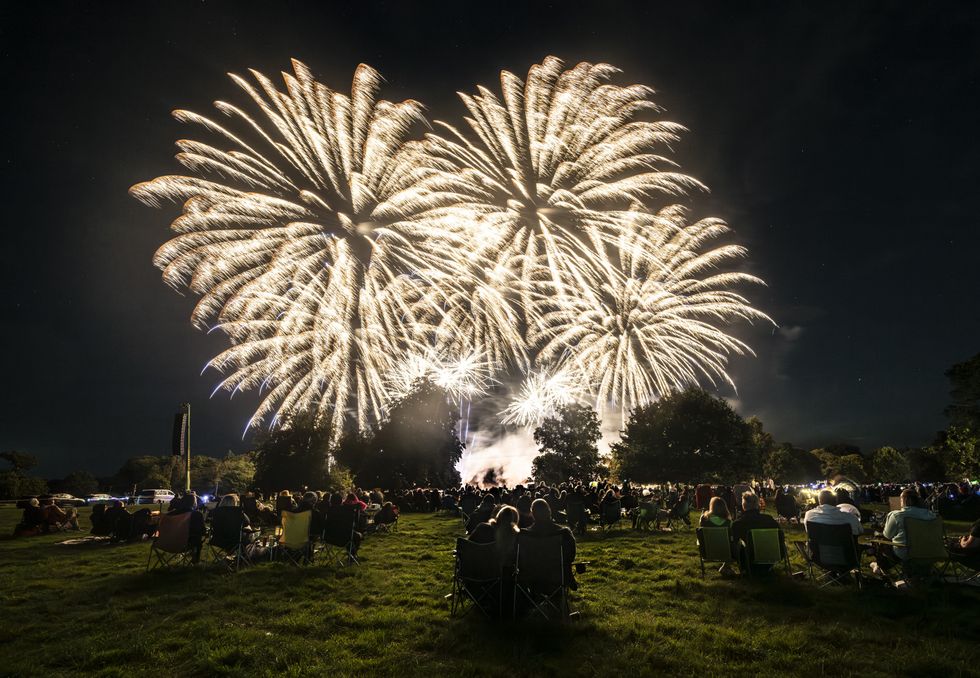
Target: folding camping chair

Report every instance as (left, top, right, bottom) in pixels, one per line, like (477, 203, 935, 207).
(796, 521, 863, 587)
(599, 501, 623, 534)
(147, 512, 196, 571)
(696, 526, 734, 578)
(321, 508, 359, 567)
(634, 501, 657, 531)
(899, 516, 953, 586)
(277, 510, 313, 566)
(448, 537, 503, 617)
(513, 534, 569, 621)
(665, 498, 692, 531)
(742, 528, 791, 576)
(207, 506, 253, 572)
(460, 494, 479, 530)
(565, 501, 588, 536)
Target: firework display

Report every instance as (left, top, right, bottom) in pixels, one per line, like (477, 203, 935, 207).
(132, 57, 768, 436)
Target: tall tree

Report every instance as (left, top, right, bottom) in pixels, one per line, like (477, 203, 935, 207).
(945, 353, 980, 431)
(868, 446, 912, 482)
(763, 443, 822, 484)
(0, 450, 48, 498)
(61, 470, 99, 496)
(365, 380, 464, 488)
(611, 388, 757, 483)
(252, 412, 333, 492)
(531, 403, 603, 483)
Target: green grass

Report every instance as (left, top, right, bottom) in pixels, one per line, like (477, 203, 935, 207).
(0, 506, 977, 677)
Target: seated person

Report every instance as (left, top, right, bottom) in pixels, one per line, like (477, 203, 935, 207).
(803, 490, 863, 536)
(324, 493, 362, 555)
(467, 495, 497, 534)
(834, 488, 861, 520)
(470, 504, 520, 564)
(948, 518, 980, 570)
(343, 492, 367, 512)
(375, 501, 399, 527)
(699, 497, 732, 528)
(521, 499, 578, 589)
(731, 492, 783, 574)
(564, 487, 588, 535)
(276, 490, 297, 515)
(104, 500, 132, 541)
(90, 503, 111, 536)
(212, 493, 266, 558)
(873, 488, 936, 573)
(658, 490, 692, 528)
(774, 487, 800, 522)
(15, 498, 46, 536)
(699, 496, 735, 576)
(41, 501, 80, 531)
(168, 492, 206, 562)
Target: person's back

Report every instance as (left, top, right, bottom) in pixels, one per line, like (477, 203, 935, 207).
(700, 497, 732, 528)
(883, 493, 936, 559)
(522, 499, 577, 588)
(804, 490, 862, 536)
(731, 506, 779, 545)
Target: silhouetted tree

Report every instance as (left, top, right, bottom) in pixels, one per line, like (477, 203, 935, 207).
(868, 446, 912, 482)
(611, 388, 757, 483)
(531, 403, 602, 483)
(346, 380, 463, 488)
(252, 412, 333, 492)
(945, 353, 980, 431)
(763, 443, 822, 483)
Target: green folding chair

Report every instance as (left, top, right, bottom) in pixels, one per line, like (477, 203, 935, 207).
(743, 528, 790, 576)
(696, 526, 733, 578)
(901, 516, 951, 585)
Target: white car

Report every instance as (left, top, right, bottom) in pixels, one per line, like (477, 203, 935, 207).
(136, 489, 176, 505)
(49, 493, 87, 507)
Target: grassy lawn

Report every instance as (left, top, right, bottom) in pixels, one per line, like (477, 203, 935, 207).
(0, 506, 977, 677)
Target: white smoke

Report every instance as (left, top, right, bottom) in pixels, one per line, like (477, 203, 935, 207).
(457, 409, 625, 487)
(457, 429, 536, 487)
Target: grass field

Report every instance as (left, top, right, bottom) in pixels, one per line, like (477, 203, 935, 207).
(0, 506, 977, 677)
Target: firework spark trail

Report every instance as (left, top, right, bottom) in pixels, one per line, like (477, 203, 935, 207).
(133, 56, 769, 442)
(131, 60, 478, 438)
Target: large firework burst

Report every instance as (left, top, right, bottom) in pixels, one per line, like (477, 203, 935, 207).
(133, 56, 769, 439)
(131, 60, 471, 435)
(533, 205, 769, 415)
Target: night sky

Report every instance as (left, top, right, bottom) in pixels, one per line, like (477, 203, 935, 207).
(3, 2, 979, 477)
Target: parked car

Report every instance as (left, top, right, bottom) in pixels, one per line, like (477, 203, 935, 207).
(48, 493, 87, 507)
(136, 489, 175, 505)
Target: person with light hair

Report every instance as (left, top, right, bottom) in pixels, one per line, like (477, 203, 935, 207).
(803, 489, 862, 536)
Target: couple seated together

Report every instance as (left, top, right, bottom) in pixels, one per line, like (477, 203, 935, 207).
(468, 498, 578, 590)
(700, 491, 784, 576)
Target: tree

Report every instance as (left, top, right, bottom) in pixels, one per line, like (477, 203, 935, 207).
(868, 446, 911, 482)
(763, 443, 822, 484)
(610, 388, 757, 483)
(531, 403, 603, 483)
(907, 446, 946, 482)
(939, 426, 980, 480)
(0, 450, 49, 499)
(252, 412, 333, 492)
(945, 353, 980, 431)
(61, 470, 99, 496)
(113, 456, 172, 492)
(366, 380, 463, 488)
